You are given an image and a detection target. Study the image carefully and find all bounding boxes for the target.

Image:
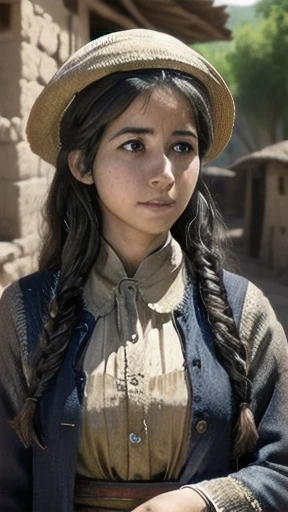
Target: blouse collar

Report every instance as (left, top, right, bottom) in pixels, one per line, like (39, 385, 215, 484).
(84, 234, 186, 316)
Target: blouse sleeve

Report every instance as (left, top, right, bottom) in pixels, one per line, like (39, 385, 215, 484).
(0, 282, 33, 511)
(194, 281, 288, 511)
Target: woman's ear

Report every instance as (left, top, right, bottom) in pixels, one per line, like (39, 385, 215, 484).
(68, 150, 93, 184)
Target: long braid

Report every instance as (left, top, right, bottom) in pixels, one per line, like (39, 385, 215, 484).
(11, 296, 80, 448)
(11, 154, 101, 447)
(172, 178, 258, 458)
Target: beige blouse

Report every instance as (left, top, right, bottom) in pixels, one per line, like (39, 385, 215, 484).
(76, 235, 191, 483)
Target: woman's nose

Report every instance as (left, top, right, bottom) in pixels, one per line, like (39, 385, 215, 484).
(148, 154, 175, 190)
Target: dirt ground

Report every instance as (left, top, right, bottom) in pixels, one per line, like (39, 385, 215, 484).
(225, 215, 288, 336)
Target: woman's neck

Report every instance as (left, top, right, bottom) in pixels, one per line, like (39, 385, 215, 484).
(102, 229, 168, 277)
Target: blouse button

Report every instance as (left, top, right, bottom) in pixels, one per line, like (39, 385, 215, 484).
(129, 432, 142, 444)
(195, 420, 208, 434)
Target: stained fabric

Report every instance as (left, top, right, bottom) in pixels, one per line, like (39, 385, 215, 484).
(76, 235, 191, 482)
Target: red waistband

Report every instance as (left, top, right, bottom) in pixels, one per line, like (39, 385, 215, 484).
(74, 476, 179, 511)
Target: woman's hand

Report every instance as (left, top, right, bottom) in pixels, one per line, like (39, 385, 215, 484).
(131, 488, 208, 512)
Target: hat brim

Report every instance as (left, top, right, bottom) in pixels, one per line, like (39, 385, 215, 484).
(26, 29, 235, 166)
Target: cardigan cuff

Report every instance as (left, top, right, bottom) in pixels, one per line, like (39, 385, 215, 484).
(180, 484, 216, 511)
(196, 476, 262, 512)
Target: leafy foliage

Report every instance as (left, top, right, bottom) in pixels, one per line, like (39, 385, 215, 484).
(193, 0, 288, 143)
(256, 0, 288, 17)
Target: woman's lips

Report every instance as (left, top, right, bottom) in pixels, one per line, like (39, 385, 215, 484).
(138, 201, 175, 209)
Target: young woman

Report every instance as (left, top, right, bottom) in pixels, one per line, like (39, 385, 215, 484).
(0, 29, 288, 512)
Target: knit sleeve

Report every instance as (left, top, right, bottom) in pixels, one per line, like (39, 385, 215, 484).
(194, 281, 288, 511)
(0, 282, 33, 511)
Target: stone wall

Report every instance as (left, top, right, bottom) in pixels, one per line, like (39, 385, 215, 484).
(0, 0, 90, 293)
(260, 161, 288, 276)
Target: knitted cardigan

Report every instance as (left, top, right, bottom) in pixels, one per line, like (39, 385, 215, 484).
(0, 269, 288, 512)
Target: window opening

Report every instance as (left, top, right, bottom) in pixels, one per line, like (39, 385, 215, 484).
(0, 3, 12, 32)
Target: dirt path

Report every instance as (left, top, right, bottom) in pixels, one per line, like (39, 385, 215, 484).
(225, 216, 288, 336)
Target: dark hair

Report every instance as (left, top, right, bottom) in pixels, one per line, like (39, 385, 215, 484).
(12, 69, 258, 457)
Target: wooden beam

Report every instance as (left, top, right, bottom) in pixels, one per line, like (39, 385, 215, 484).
(119, 0, 156, 29)
(85, 0, 138, 29)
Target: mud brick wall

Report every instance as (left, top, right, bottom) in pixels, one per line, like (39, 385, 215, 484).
(0, 0, 89, 291)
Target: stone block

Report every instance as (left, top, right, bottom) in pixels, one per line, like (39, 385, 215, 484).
(11, 117, 23, 141)
(39, 53, 58, 85)
(20, 0, 34, 42)
(0, 242, 21, 265)
(20, 78, 43, 118)
(58, 30, 70, 64)
(28, 15, 44, 46)
(13, 233, 41, 257)
(38, 159, 55, 179)
(43, 13, 53, 23)
(0, 117, 20, 143)
(2, 254, 37, 285)
(0, 141, 40, 181)
(0, 117, 11, 142)
(0, 177, 49, 239)
(21, 114, 29, 141)
(33, 4, 44, 16)
(38, 20, 60, 56)
(21, 41, 41, 82)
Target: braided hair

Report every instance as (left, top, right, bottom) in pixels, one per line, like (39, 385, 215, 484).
(11, 69, 258, 456)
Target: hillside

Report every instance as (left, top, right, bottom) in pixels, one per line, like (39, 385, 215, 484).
(226, 4, 262, 29)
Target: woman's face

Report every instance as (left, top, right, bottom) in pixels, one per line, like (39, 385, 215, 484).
(72, 87, 200, 248)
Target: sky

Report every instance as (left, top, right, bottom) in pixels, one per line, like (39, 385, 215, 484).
(214, 0, 260, 5)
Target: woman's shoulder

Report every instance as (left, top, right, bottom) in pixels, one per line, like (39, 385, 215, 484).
(238, 278, 287, 371)
(222, 270, 286, 341)
(1, 269, 60, 301)
(219, 270, 249, 328)
(0, 270, 60, 364)
(18, 268, 60, 296)
(1, 269, 59, 331)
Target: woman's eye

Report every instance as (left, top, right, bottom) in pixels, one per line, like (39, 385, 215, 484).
(121, 140, 143, 152)
(173, 143, 193, 153)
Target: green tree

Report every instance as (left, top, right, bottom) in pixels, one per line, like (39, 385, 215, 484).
(194, 0, 288, 146)
(229, 5, 288, 142)
(256, 0, 288, 17)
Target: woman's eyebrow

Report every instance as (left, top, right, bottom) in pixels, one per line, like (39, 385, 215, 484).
(109, 127, 198, 141)
(109, 127, 154, 141)
(172, 130, 198, 139)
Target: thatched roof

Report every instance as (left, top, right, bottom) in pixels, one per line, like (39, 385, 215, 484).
(63, 0, 231, 43)
(230, 141, 288, 171)
(203, 166, 236, 178)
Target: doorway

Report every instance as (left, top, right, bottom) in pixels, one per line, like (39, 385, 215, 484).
(249, 164, 266, 258)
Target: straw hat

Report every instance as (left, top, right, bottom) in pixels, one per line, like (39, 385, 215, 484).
(26, 29, 235, 166)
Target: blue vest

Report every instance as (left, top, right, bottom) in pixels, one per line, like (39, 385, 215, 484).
(19, 269, 248, 511)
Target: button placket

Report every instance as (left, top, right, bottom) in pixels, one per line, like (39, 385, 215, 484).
(116, 279, 139, 344)
(117, 278, 147, 479)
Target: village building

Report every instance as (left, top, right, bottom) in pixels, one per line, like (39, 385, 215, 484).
(202, 165, 238, 216)
(230, 141, 288, 277)
(0, 0, 230, 290)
